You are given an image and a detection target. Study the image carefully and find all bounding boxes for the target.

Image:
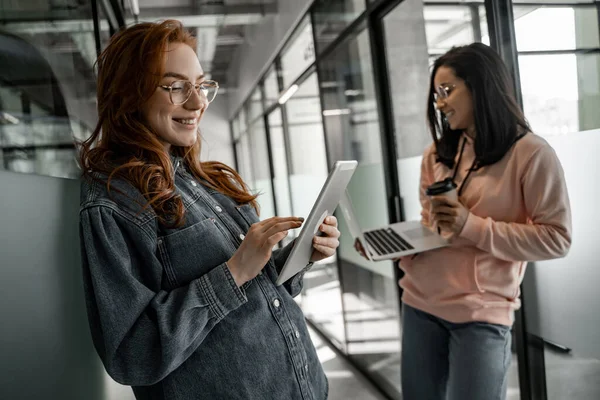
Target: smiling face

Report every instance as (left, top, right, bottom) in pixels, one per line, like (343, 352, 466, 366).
(434, 66, 475, 136)
(141, 42, 208, 152)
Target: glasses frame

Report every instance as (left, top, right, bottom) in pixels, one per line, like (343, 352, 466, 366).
(159, 79, 220, 105)
(433, 83, 456, 103)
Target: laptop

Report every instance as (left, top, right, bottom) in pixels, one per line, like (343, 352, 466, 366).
(338, 191, 448, 261)
(276, 160, 358, 285)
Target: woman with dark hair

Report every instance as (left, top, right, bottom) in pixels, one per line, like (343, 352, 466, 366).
(398, 43, 572, 400)
(78, 20, 337, 399)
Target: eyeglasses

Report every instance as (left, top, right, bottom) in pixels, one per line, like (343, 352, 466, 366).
(433, 83, 456, 102)
(159, 80, 219, 105)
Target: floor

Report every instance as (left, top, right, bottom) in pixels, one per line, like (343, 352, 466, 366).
(308, 326, 389, 400)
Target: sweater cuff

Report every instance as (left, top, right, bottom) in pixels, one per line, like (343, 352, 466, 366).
(459, 212, 485, 244)
(196, 263, 247, 320)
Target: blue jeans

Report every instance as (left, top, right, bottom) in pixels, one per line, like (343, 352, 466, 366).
(401, 303, 512, 400)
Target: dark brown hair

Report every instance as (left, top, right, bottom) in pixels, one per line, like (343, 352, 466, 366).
(79, 20, 257, 226)
(427, 43, 530, 169)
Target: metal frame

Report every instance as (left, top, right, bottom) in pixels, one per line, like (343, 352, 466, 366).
(367, 0, 405, 325)
(91, 0, 102, 58)
(483, 3, 532, 398)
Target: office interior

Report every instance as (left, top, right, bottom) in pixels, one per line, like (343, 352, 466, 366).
(0, 0, 598, 399)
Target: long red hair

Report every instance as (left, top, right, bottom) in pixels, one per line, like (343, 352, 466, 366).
(79, 20, 258, 227)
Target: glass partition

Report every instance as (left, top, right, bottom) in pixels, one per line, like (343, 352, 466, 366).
(264, 64, 281, 108)
(268, 109, 292, 218)
(312, 0, 366, 54)
(248, 118, 275, 219)
(318, 26, 400, 394)
(281, 16, 316, 89)
(512, 3, 600, 399)
(284, 73, 328, 220)
(0, 1, 100, 178)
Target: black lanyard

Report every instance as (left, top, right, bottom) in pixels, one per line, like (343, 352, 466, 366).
(451, 132, 527, 197)
(451, 137, 476, 197)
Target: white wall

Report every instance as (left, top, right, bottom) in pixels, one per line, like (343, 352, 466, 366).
(227, 0, 313, 118)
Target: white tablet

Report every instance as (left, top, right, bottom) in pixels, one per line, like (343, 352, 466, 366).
(276, 160, 358, 286)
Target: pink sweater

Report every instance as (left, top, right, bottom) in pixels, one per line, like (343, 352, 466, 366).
(399, 132, 572, 326)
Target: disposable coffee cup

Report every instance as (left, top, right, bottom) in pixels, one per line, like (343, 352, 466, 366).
(426, 178, 457, 235)
(425, 178, 458, 202)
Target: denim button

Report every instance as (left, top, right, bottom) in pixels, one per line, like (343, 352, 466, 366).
(273, 299, 280, 308)
(215, 206, 222, 212)
(191, 181, 197, 187)
(239, 233, 245, 240)
(294, 330, 300, 338)
(157, 239, 163, 245)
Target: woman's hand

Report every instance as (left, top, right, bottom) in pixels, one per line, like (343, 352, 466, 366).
(430, 196, 470, 234)
(310, 216, 340, 262)
(227, 216, 304, 286)
(354, 238, 369, 260)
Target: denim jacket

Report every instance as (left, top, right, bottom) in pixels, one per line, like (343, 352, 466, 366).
(79, 157, 328, 400)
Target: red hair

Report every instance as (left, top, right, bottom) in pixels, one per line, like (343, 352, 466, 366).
(79, 20, 258, 227)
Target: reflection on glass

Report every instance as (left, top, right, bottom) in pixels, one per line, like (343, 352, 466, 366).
(232, 114, 241, 140)
(514, 6, 599, 51)
(424, 4, 488, 55)
(248, 118, 275, 219)
(285, 73, 328, 220)
(519, 54, 580, 135)
(318, 27, 400, 395)
(268, 109, 292, 218)
(264, 65, 280, 108)
(0, 2, 99, 178)
(247, 87, 263, 124)
(284, 72, 341, 344)
(236, 134, 254, 187)
(239, 106, 247, 134)
(312, 0, 366, 54)
(281, 16, 316, 88)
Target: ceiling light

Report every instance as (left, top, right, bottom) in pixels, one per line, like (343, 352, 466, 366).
(278, 84, 299, 105)
(322, 109, 351, 117)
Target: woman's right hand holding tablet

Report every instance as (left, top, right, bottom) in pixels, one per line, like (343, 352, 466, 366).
(227, 217, 304, 286)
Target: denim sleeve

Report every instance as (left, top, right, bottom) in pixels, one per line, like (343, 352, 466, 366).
(272, 239, 313, 297)
(79, 206, 247, 386)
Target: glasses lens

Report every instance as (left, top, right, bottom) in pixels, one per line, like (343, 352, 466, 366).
(170, 81, 191, 105)
(200, 82, 218, 103)
(436, 86, 447, 99)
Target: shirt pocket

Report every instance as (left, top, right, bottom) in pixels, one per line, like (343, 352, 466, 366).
(157, 218, 233, 288)
(236, 203, 259, 228)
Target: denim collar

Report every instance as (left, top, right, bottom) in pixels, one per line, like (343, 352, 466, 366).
(169, 153, 183, 172)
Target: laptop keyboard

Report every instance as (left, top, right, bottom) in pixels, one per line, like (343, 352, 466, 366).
(364, 228, 414, 256)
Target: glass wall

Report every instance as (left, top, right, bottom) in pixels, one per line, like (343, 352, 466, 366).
(229, 1, 600, 398)
(267, 109, 292, 219)
(248, 117, 275, 219)
(511, 2, 600, 399)
(312, 0, 366, 54)
(513, 3, 600, 135)
(281, 16, 316, 89)
(284, 73, 329, 220)
(0, 1, 101, 178)
(264, 64, 280, 108)
(318, 26, 401, 394)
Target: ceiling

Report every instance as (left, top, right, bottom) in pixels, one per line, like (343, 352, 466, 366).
(126, 0, 278, 88)
(0, 0, 278, 88)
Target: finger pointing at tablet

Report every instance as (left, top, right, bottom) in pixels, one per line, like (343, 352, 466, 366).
(227, 217, 304, 287)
